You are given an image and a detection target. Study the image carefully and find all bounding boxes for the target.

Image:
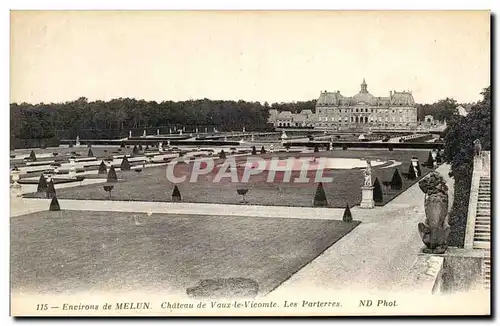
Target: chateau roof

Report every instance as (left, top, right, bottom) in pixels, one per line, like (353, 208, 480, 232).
(390, 91, 415, 106)
(316, 80, 415, 107)
(317, 91, 341, 105)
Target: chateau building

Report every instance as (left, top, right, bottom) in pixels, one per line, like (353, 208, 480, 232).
(269, 79, 418, 130)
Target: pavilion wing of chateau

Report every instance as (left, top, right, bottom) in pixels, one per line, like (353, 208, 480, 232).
(269, 79, 418, 131)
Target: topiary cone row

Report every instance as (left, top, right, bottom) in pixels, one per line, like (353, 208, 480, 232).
(313, 182, 328, 207)
(373, 177, 383, 203)
(342, 203, 352, 222)
(107, 166, 118, 183)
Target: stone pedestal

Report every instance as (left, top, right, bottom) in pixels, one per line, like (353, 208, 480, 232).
(69, 159, 77, 179)
(69, 167, 77, 179)
(11, 183, 22, 197)
(360, 186, 375, 208)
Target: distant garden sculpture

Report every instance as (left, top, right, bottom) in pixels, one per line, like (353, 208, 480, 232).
(237, 188, 249, 203)
(103, 184, 114, 199)
(417, 171, 450, 254)
(474, 139, 482, 157)
(363, 160, 372, 187)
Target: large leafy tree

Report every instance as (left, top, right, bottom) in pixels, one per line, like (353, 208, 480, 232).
(416, 98, 459, 122)
(443, 86, 491, 247)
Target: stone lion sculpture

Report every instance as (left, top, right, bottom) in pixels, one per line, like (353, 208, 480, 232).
(417, 171, 450, 254)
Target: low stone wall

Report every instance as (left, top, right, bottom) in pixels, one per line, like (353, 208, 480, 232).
(410, 248, 487, 295)
(408, 255, 445, 294)
(440, 248, 486, 293)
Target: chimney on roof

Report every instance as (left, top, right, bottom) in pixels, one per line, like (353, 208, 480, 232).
(390, 91, 392, 97)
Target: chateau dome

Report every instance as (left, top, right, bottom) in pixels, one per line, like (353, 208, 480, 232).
(351, 91, 376, 105)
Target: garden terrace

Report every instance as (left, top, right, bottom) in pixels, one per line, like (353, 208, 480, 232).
(11, 211, 360, 296)
(41, 150, 434, 208)
(287, 141, 444, 150)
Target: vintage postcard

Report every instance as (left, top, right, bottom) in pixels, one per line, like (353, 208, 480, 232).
(9, 10, 491, 316)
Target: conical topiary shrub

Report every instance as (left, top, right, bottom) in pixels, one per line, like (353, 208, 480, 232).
(138, 144, 143, 151)
(120, 142, 125, 148)
(145, 145, 149, 151)
(46, 180, 56, 199)
(312, 182, 328, 207)
(314, 145, 319, 153)
(120, 156, 131, 171)
(107, 166, 118, 183)
(407, 163, 416, 180)
(29, 150, 37, 162)
(132, 145, 139, 156)
(425, 151, 434, 168)
(37, 175, 48, 194)
(87, 143, 92, 148)
(98, 161, 107, 174)
(251, 146, 257, 155)
(88, 148, 94, 157)
(49, 197, 60, 211)
(260, 146, 266, 154)
(219, 150, 226, 159)
(373, 177, 383, 203)
(388, 144, 394, 151)
(390, 169, 403, 190)
(342, 203, 353, 222)
(342, 144, 348, 151)
(172, 185, 181, 202)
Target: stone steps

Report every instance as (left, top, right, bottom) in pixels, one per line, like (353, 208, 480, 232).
(473, 240, 490, 249)
(483, 256, 491, 290)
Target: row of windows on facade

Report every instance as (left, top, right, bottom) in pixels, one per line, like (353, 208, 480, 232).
(319, 102, 410, 107)
(318, 108, 414, 114)
(318, 115, 413, 122)
(277, 115, 412, 124)
(276, 121, 414, 127)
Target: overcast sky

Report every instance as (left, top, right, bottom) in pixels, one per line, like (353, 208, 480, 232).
(10, 10, 490, 105)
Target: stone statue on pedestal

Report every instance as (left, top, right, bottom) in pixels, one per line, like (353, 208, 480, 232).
(474, 139, 482, 157)
(11, 168, 22, 197)
(363, 159, 372, 187)
(129, 130, 132, 138)
(417, 171, 450, 254)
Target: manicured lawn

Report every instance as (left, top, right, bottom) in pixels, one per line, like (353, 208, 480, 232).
(11, 211, 360, 296)
(43, 150, 433, 208)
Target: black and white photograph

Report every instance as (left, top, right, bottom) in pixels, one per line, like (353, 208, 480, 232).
(8, 9, 491, 316)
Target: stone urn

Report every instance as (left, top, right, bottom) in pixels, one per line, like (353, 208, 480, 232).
(417, 172, 450, 254)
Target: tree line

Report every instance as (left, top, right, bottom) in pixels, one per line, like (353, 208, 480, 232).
(10, 93, 477, 144)
(10, 97, 274, 141)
